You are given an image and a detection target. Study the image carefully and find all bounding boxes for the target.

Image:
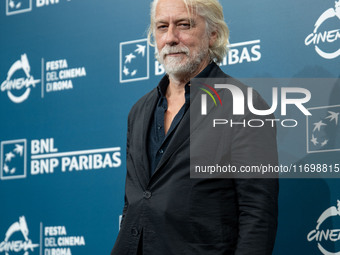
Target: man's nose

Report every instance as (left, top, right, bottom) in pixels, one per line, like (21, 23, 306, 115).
(165, 25, 179, 46)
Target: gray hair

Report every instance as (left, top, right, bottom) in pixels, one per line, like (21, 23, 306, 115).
(147, 0, 230, 64)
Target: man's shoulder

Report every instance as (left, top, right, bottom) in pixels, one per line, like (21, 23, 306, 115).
(208, 64, 269, 110)
(206, 62, 248, 91)
(205, 63, 250, 93)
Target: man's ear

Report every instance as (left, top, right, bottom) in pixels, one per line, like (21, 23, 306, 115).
(209, 31, 218, 47)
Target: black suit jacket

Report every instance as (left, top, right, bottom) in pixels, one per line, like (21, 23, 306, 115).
(111, 63, 279, 255)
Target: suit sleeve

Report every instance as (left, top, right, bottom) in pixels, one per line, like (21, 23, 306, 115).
(120, 112, 132, 229)
(231, 91, 279, 255)
(120, 195, 128, 229)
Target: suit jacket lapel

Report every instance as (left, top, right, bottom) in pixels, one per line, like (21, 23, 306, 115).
(138, 88, 158, 186)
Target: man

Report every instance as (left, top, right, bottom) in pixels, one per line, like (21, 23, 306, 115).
(111, 0, 279, 254)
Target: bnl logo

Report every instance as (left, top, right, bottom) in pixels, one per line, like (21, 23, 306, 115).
(1, 139, 27, 180)
(119, 39, 149, 83)
(6, 0, 32, 15)
(307, 105, 340, 153)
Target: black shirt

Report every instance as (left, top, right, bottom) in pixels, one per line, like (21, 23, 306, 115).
(147, 76, 190, 176)
(147, 63, 215, 176)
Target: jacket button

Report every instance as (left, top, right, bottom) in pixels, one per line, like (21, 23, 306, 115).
(143, 191, 152, 199)
(131, 227, 139, 236)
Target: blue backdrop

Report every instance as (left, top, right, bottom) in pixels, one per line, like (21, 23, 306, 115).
(1, 0, 340, 254)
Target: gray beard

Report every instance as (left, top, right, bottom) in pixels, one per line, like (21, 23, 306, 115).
(157, 45, 209, 79)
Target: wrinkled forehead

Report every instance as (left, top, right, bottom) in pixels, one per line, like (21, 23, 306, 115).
(154, 0, 198, 23)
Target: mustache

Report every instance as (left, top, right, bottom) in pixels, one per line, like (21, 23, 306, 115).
(160, 45, 190, 58)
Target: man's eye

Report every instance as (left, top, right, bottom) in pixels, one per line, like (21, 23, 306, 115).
(179, 23, 191, 28)
(157, 25, 168, 30)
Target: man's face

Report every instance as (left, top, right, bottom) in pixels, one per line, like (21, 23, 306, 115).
(154, 0, 215, 77)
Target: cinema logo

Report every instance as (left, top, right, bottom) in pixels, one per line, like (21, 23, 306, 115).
(0, 216, 87, 255)
(0, 53, 88, 103)
(200, 84, 312, 128)
(0, 54, 40, 104)
(304, 0, 340, 59)
(0, 216, 39, 255)
(43, 225, 85, 255)
(43, 58, 86, 94)
(307, 200, 340, 255)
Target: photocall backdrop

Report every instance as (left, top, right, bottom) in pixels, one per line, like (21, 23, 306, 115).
(0, 0, 340, 254)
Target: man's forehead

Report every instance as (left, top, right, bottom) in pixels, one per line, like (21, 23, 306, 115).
(155, 16, 195, 24)
(156, 0, 188, 10)
(155, 0, 198, 21)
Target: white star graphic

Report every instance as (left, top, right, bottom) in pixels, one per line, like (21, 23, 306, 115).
(125, 53, 136, 64)
(131, 70, 137, 76)
(325, 111, 339, 125)
(9, 0, 15, 9)
(135, 44, 146, 57)
(10, 167, 16, 174)
(14, 144, 24, 156)
(310, 134, 318, 146)
(123, 66, 130, 76)
(321, 139, 328, 147)
(3, 164, 9, 173)
(313, 120, 327, 132)
(5, 151, 15, 162)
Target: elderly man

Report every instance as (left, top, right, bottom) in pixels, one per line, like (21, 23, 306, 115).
(111, 0, 279, 254)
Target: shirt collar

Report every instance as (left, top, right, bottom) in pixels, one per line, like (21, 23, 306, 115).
(157, 62, 216, 97)
(195, 61, 215, 78)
